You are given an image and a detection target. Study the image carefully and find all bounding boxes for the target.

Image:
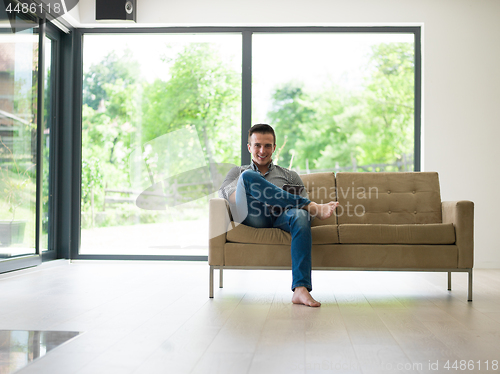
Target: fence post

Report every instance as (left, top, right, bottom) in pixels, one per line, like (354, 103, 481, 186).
(90, 186, 95, 229)
(351, 156, 357, 172)
(173, 179, 179, 202)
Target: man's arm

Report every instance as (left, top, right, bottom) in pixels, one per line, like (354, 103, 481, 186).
(218, 166, 241, 203)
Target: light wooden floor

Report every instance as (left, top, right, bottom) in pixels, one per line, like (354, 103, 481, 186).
(1, 261, 500, 374)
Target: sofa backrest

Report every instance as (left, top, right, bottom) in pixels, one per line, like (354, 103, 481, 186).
(335, 172, 443, 224)
(301, 172, 337, 226)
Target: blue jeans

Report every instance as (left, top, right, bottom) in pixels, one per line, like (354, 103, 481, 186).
(235, 170, 313, 292)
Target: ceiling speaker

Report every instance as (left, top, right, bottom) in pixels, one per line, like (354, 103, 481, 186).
(96, 0, 136, 22)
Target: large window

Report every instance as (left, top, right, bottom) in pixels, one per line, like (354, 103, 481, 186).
(79, 28, 420, 258)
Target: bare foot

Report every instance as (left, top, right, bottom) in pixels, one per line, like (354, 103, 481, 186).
(292, 287, 321, 307)
(305, 201, 339, 220)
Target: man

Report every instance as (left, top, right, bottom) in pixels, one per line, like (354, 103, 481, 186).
(218, 124, 338, 307)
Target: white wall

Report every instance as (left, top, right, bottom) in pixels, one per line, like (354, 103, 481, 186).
(67, 0, 500, 268)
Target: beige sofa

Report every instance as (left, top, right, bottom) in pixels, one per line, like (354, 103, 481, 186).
(209, 172, 474, 301)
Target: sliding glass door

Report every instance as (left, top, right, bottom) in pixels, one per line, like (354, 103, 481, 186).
(0, 12, 60, 271)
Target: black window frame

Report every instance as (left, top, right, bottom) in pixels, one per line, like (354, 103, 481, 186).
(40, 22, 62, 262)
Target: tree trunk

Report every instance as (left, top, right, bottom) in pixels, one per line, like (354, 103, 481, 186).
(201, 125, 223, 190)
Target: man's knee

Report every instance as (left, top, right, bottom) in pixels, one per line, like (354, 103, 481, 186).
(289, 209, 311, 225)
(239, 170, 265, 197)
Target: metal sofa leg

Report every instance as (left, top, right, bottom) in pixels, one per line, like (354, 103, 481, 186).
(468, 269, 473, 302)
(219, 265, 224, 288)
(448, 272, 452, 291)
(209, 265, 214, 298)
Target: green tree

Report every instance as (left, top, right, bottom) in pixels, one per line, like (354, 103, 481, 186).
(80, 43, 242, 226)
(268, 42, 414, 172)
(141, 43, 241, 172)
(304, 87, 361, 170)
(81, 156, 103, 228)
(356, 42, 414, 168)
(82, 50, 141, 194)
(267, 82, 358, 171)
(268, 83, 314, 168)
(83, 50, 140, 110)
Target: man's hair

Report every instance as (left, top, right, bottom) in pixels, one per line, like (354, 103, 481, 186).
(248, 124, 276, 145)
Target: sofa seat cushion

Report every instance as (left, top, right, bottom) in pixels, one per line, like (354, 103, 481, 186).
(226, 222, 339, 245)
(339, 223, 455, 244)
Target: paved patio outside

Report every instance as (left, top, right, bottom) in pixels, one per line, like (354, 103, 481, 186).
(80, 218, 209, 256)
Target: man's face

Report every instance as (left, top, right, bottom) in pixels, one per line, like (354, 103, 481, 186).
(248, 132, 276, 168)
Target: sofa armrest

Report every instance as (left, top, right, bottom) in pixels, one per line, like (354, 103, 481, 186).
(209, 198, 232, 266)
(442, 200, 474, 268)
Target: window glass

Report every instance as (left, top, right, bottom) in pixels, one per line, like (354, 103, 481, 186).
(81, 34, 241, 256)
(252, 33, 415, 173)
(41, 36, 52, 251)
(0, 22, 38, 256)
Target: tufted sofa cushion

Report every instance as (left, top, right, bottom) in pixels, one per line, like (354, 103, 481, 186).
(336, 172, 443, 224)
(339, 223, 456, 244)
(301, 172, 337, 227)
